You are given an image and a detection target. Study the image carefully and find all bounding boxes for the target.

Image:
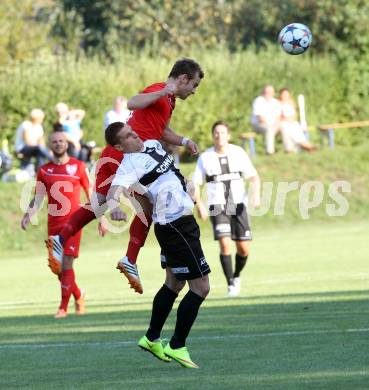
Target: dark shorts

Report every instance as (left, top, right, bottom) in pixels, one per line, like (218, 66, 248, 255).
(154, 215, 211, 281)
(210, 203, 252, 241)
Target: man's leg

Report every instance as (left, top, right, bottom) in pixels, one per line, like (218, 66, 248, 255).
(211, 213, 234, 291)
(231, 205, 252, 294)
(233, 241, 250, 294)
(138, 268, 184, 362)
(117, 194, 153, 294)
(264, 124, 277, 155)
(146, 269, 184, 341)
(125, 194, 153, 264)
(164, 274, 210, 368)
(218, 236, 234, 287)
(169, 275, 210, 348)
(46, 192, 106, 267)
(55, 256, 78, 318)
(60, 191, 107, 244)
(234, 241, 250, 278)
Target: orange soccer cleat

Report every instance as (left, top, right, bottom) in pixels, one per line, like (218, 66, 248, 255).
(116, 256, 143, 294)
(75, 289, 86, 315)
(45, 235, 63, 275)
(54, 308, 67, 319)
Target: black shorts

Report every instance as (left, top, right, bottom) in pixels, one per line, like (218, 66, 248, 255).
(154, 215, 211, 281)
(210, 203, 252, 241)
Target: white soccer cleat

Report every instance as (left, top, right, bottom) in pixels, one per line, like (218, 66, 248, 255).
(233, 277, 241, 295)
(227, 284, 239, 297)
(45, 235, 63, 275)
(116, 256, 143, 294)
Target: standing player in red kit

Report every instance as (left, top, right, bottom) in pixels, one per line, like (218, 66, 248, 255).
(21, 131, 96, 318)
(46, 58, 204, 294)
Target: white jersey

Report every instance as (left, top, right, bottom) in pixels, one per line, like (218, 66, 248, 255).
(192, 144, 257, 207)
(112, 140, 193, 224)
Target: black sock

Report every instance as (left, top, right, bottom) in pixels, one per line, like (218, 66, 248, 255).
(234, 254, 248, 278)
(146, 284, 178, 341)
(170, 290, 204, 349)
(220, 254, 233, 285)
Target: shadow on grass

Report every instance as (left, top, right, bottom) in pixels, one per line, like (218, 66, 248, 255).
(1, 290, 369, 390)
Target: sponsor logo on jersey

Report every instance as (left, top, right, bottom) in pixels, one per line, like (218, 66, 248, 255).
(47, 168, 54, 173)
(156, 154, 174, 174)
(66, 164, 78, 176)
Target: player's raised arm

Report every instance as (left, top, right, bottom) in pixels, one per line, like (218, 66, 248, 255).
(161, 126, 199, 155)
(127, 83, 176, 110)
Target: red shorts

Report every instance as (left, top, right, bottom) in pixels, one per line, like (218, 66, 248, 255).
(95, 145, 124, 196)
(49, 224, 82, 258)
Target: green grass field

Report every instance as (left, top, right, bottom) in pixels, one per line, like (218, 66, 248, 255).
(1, 220, 369, 389)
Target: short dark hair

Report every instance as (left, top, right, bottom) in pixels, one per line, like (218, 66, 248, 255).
(105, 121, 125, 146)
(52, 122, 64, 132)
(211, 120, 230, 135)
(168, 58, 204, 80)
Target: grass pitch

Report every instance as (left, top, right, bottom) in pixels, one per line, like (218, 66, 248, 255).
(1, 220, 369, 389)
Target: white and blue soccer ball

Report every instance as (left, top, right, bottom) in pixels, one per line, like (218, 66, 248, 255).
(278, 23, 312, 55)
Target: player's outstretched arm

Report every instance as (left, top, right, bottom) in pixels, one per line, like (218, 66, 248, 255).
(127, 83, 176, 110)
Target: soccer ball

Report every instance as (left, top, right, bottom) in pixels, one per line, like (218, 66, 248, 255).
(278, 23, 312, 55)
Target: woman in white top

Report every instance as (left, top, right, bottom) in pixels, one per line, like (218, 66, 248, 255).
(14, 109, 53, 169)
(279, 88, 316, 152)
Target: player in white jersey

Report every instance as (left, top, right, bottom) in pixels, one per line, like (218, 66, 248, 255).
(105, 122, 210, 369)
(193, 121, 261, 296)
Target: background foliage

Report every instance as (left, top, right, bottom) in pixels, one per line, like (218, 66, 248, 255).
(0, 0, 368, 150)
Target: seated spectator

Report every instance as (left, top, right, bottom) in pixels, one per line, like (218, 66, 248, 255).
(251, 85, 292, 155)
(103, 96, 131, 130)
(279, 88, 316, 152)
(251, 85, 281, 155)
(55, 102, 85, 159)
(14, 109, 52, 171)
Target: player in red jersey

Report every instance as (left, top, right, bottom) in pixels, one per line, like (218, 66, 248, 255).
(47, 58, 204, 294)
(21, 131, 94, 318)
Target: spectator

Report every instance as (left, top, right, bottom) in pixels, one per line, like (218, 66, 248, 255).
(251, 85, 292, 155)
(14, 109, 52, 171)
(103, 96, 131, 130)
(279, 88, 316, 152)
(55, 102, 85, 159)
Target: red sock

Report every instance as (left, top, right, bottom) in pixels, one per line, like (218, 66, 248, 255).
(72, 281, 81, 300)
(58, 272, 81, 300)
(59, 269, 76, 311)
(59, 205, 96, 244)
(125, 214, 152, 264)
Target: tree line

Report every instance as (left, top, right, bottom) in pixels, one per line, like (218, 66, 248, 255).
(1, 0, 368, 64)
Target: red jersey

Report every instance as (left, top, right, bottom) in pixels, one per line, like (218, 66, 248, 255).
(127, 82, 176, 141)
(36, 158, 90, 229)
(95, 82, 176, 195)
